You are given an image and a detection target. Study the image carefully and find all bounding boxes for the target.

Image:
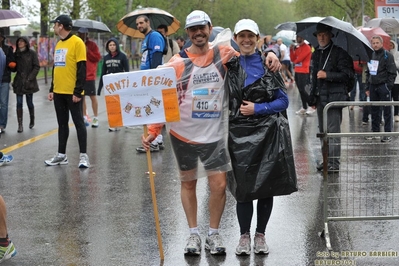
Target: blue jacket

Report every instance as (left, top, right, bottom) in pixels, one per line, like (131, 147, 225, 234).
(237, 52, 288, 116)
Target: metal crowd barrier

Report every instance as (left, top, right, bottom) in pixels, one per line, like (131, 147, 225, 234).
(318, 101, 399, 250)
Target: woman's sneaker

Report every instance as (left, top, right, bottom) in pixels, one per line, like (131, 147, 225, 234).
(253, 232, 269, 254)
(184, 234, 201, 255)
(235, 233, 251, 256)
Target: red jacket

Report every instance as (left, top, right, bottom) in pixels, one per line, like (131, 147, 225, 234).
(85, 39, 101, 81)
(290, 43, 312, 74)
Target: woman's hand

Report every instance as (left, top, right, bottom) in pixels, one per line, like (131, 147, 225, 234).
(240, 100, 255, 116)
(265, 52, 281, 72)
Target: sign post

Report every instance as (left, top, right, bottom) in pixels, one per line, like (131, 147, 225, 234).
(102, 67, 180, 261)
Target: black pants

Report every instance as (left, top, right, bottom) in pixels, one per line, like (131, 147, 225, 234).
(369, 84, 392, 133)
(392, 83, 399, 116)
(53, 93, 87, 154)
(236, 197, 273, 235)
(295, 73, 310, 109)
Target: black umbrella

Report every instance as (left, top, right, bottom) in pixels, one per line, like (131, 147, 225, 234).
(183, 26, 239, 51)
(296, 16, 373, 61)
(72, 19, 111, 33)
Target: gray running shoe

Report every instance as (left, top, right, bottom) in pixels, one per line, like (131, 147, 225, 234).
(184, 234, 201, 255)
(45, 154, 68, 166)
(136, 144, 160, 153)
(79, 154, 90, 168)
(205, 233, 226, 255)
(254, 232, 269, 254)
(235, 233, 251, 256)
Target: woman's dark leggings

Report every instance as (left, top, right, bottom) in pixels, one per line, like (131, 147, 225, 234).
(236, 197, 273, 235)
(53, 93, 87, 154)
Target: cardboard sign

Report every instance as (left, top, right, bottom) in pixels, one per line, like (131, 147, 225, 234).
(102, 67, 180, 127)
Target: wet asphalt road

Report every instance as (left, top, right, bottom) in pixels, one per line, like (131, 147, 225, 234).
(0, 78, 398, 266)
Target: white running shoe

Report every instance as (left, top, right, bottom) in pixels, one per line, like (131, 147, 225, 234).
(306, 107, 316, 115)
(295, 108, 306, 115)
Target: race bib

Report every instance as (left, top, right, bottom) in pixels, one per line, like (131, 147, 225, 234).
(54, 48, 67, 67)
(191, 88, 221, 119)
(368, 60, 379, 76)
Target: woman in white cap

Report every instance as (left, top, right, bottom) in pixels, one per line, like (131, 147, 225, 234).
(226, 19, 294, 256)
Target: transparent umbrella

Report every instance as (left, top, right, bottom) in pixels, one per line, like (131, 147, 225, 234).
(364, 17, 399, 35)
(0, 9, 29, 27)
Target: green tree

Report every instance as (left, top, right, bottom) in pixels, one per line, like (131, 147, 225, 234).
(294, 0, 375, 26)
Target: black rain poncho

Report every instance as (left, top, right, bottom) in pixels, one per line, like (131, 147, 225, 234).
(225, 56, 297, 202)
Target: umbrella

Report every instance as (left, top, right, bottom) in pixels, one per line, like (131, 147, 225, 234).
(272, 35, 293, 46)
(0, 9, 30, 27)
(296, 16, 373, 61)
(364, 17, 399, 35)
(275, 30, 296, 42)
(183, 26, 239, 51)
(275, 22, 296, 31)
(358, 27, 391, 51)
(72, 19, 111, 33)
(117, 7, 180, 38)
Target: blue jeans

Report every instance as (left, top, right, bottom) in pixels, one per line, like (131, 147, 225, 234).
(16, 94, 34, 109)
(0, 83, 10, 128)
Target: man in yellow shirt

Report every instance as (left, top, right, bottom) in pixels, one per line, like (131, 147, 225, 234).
(45, 15, 90, 168)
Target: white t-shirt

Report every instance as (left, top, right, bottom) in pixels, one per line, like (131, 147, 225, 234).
(279, 43, 290, 61)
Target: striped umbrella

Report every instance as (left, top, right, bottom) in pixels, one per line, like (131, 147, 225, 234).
(117, 7, 180, 38)
(0, 9, 30, 27)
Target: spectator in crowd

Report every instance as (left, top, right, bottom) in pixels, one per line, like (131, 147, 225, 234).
(308, 24, 354, 173)
(365, 35, 397, 142)
(176, 36, 186, 51)
(11, 37, 40, 133)
(277, 38, 294, 83)
(77, 28, 102, 128)
(157, 24, 180, 63)
(97, 38, 129, 131)
(0, 30, 16, 133)
(290, 34, 313, 115)
(389, 39, 399, 122)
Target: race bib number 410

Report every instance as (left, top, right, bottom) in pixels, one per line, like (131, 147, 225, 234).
(191, 88, 221, 119)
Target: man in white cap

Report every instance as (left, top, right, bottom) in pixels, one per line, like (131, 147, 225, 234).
(141, 10, 280, 256)
(77, 27, 102, 128)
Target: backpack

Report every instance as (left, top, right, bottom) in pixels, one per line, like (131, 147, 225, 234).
(146, 30, 173, 55)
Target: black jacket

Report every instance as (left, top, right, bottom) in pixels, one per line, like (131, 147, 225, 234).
(97, 38, 129, 94)
(310, 42, 354, 107)
(365, 48, 397, 91)
(0, 41, 16, 83)
(12, 37, 40, 95)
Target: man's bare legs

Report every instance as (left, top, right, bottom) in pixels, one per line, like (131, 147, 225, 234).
(0, 196, 7, 238)
(208, 172, 226, 229)
(180, 170, 227, 229)
(180, 169, 198, 228)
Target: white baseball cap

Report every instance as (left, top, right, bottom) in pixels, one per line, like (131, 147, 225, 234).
(234, 19, 260, 35)
(185, 10, 212, 29)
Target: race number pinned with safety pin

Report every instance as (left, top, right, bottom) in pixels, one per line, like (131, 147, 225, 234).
(192, 88, 222, 119)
